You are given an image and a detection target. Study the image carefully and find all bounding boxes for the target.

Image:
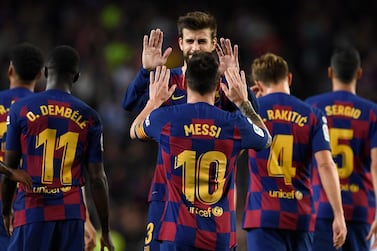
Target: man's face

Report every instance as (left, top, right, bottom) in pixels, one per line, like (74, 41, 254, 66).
(179, 28, 216, 63)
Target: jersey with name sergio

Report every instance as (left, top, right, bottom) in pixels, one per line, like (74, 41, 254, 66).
(140, 102, 269, 250)
(306, 91, 377, 224)
(6, 89, 103, 227)
(243, 93, 330, 232)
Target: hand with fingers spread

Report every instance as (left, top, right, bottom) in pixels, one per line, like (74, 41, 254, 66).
(142, 29, 172, 71)
(221, 67, 248, 107)
(216, 38, 239, 75)
(149, 66, 176, 107)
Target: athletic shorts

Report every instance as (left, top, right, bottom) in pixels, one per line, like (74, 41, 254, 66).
(246, 228, 313, 251)
(160, 241, 237, 251)
(313, 218, 370, 251)
(7, 219, 84, 251)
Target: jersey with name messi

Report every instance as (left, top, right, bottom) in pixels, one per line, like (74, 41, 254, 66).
(136, 67, 258, 203)
(6, 89, 103, 227)
(243, 93, 331, 232)
(306, 90, 377, 224)
(138, 102, 269, 250)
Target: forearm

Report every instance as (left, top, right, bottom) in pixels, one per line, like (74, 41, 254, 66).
(317, 160, 344, 216)
(122, 67, 150, 112)
(130, 100, 161, 139)
(89, 173, 111, 234)
(0, 161, 12, 177)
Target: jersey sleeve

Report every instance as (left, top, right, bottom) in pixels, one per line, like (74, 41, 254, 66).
(87, 111, 104, 164)
(121, 67, 150, 112)
(311, 107, 331, 153)
(137, 108, 168, 142)
(5, 103, 21, 152)
(237, 115, 269, 150)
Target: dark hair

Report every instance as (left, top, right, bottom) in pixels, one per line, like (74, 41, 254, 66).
(177, 11, 217, 39)
(46, 45, 80, 75)
(251, 52, 289, 86)
(9, 42, 44, 81)
(185, 51, 219, 95)
(330, 46, 360, 83)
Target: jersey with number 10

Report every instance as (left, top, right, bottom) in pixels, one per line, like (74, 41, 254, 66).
(6, 89, 103, 227)
(306, 91, 377, 224)
(243, 93, 331, 232)
(138, 102, 269, 250)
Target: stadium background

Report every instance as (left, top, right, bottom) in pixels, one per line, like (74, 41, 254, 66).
(0, 0, 377, 250)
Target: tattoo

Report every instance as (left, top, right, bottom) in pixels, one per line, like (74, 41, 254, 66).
(240, 100, 272, 148)
(239, 101, 258, 120)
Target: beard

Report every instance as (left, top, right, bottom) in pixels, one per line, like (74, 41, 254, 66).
(183, 52, 191, 65)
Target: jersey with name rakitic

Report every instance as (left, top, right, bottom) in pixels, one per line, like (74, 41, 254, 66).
(136, 102, 269, 250)
(6, 89, 103, 227)
(243, 93, 331, 232)
(306, 91, 377, 224)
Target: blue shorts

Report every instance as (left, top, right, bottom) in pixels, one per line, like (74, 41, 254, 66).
(313, 218, 370, 251)
(7, 219, 84, 251)
(144, 200, 165, 251)
(246, 228, 313, 251)
(160, 241, 236, 251)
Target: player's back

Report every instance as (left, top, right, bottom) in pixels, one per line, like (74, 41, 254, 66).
(6, 89, 102, 227)
(144, 102, 268, 250)
(306, 90, 377, 224)
(0, 87, 33, 160)
(243, 92, 329, 232)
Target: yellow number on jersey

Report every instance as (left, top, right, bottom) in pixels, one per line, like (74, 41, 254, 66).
(175, 150, 227, 204)
(36, 129, 79, 185)
(267, 134, 296, 185)
(329, 128, 354, 178)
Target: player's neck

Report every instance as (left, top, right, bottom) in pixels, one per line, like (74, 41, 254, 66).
(264, 83, 290, 95)
(332, 79, 356, 94)
(9, 80, 35, 91)
(187, 92, 214, 105)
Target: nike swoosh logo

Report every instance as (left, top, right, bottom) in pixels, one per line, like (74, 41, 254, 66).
(171, 94, 185, 101)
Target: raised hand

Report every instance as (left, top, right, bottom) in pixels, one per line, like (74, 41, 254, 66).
(142, 29, 173, 71)
(221, 67, 248, 107)
(149, 66, 176, 106)
(216, 38, 239, 75)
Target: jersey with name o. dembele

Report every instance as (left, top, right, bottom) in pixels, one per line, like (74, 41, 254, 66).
(306, 91, 377, 224)
(138, 102, 269, 250)
(122, 67, 258, 204)
(243, 93, 331, 232)
(6, 89, 103, 227)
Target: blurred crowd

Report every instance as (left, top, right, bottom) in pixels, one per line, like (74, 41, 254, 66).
(1, 0, 377, 250)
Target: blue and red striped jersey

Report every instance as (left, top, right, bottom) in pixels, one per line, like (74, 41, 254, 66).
(6, 89, 103, 227)
(306, 90, 377, 224)
(243, 93, 331, 232)
(137, 102, 269, 250)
